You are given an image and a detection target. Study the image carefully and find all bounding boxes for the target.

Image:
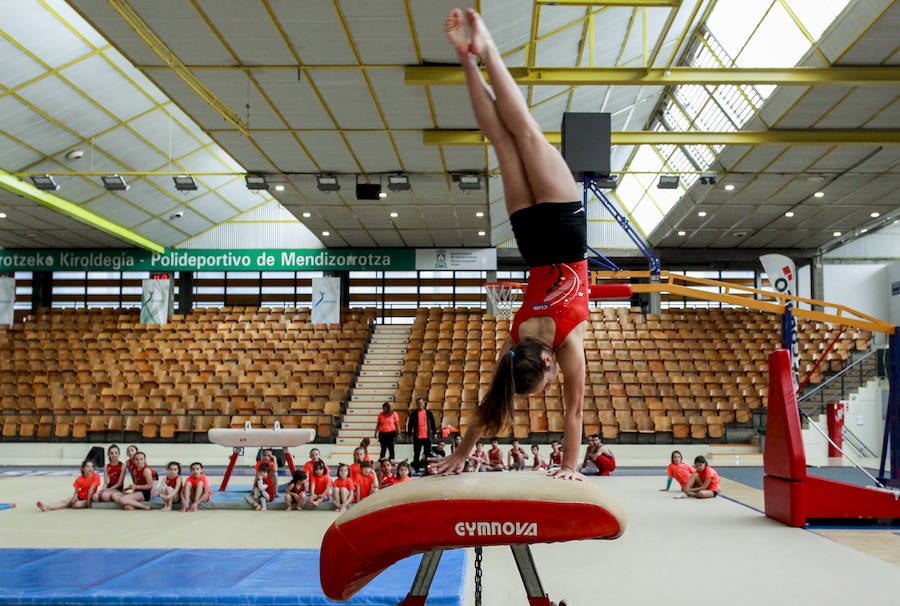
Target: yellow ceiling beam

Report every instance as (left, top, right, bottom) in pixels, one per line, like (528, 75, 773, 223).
(0, 169, 165, 253)
(109, 0, 248, 134)
(535, 0, 681, 6)
(424, 129, 900, 146)
(405, 65, 900, 86)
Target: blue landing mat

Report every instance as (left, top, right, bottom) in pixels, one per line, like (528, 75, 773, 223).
(0, 548, 467, 605)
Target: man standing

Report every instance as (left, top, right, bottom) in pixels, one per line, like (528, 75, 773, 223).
(406, 397, 436, 473)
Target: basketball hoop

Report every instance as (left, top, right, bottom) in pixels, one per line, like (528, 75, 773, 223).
(485, 282, 523, 319)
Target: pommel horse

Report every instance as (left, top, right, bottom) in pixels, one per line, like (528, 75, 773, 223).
(207, 422, 315, 491)
(320, 473, 626, 605)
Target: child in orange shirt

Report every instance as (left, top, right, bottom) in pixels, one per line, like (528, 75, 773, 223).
(661, 450, 695, 493)
(305, 460, 332, 509)
(331, 463, 356, 512)
(680, 455, 720, 499)
(181, 462, 211, 512)
(303, 448, 329, 479)
(356, 460, 379, 500)
(37, 459, 100, 511)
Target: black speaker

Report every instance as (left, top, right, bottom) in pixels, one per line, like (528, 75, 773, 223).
(561, 112, 611, 181)
(85, 446, 105, 469)
(356, 183, 382, 200)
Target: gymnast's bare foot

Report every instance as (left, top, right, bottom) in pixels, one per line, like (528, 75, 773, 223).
(36, 501, 47, 512)
(465, 8, 493, 58)
(547, 466, 584, 482)
(444, 8, 469, 59)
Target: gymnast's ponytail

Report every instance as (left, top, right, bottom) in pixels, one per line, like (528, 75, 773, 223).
(476, 338, 550, 435)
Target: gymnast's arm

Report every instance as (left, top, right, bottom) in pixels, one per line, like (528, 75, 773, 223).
(431, 423, 484, 474)
(549, 325, 586, 481)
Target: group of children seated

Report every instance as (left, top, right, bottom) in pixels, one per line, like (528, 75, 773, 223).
(37, 444, 211, 512)
(36, 441, 718, 514)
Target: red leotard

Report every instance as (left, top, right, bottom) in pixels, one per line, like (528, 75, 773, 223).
(510, 259, 589, 349)
(549, 452, 562, 466)
(380, 473, 396, 488)
(105, 461, 124, 488)
(164, 475, 180, 489)
(488, 448, 503, 465)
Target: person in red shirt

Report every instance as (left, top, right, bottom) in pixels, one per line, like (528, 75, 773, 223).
(115, 451, 153, 511)
(305, 460, 332, 509)
(680, 455, 720, 499)
(356, 461, 379, 500)
(331, 464, 356, 513)
(284, 469, 308, 512)
(394, 461, 413, 483)
(378, 459, 397, 488)
(530, 444, 547, 471)
(37, 459, 100, 511)
(375, 401, 400, 461)
(548, 440, 563, 469)
(95, 444, 125, 503)
(487, 438, 506, 471)
(661, 450, 695, 493)
(303, 448, 329, 480)
(507, 439, 529, 471)
(470, 442, 489, 472)
(406, 398, 436, 473)
(181, 462, 211, 512)
(158, 461, 183, 511)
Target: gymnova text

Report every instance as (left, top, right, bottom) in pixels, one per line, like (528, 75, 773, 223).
(454, 521, 538, 537)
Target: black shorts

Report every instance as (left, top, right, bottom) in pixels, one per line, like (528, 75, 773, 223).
(139, 489, 152, 501)
(510, 201, 587, 267)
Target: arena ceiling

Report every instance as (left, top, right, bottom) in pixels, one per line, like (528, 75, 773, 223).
(0, 0, 898, 266)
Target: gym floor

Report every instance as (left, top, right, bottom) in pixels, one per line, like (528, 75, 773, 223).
(0, 469, 896, 605)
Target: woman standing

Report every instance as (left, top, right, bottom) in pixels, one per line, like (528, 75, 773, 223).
(374, 401, 400, 461)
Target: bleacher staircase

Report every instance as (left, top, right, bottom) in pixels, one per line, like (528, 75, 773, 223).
(331, 325, 411, 463)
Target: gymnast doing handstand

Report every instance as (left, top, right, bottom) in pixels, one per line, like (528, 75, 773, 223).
(431, 8, 589, 481)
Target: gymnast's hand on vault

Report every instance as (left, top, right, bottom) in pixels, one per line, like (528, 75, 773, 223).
(428, 452, 465, 475)
(547, 465, 584, 482)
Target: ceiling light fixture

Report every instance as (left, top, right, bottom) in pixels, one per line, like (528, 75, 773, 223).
(321, 231, 330, 237)
(814, 191, 825, 198)
(30, 174, 59, 191)
(699, 174, 717, 185)
(356, 180, 382, 200)
(274, 184, 285, 192)
(870, 212, 880, 218)
(378, 191, 387, 199)
(785, 211, 795, 217)
(0, 212, 6, 219)
(64, 149, 84, 161)
(657, 175, 679, 189)
(458, 174, 481, 191)
(697, 211, 707, 217)
(833, 231, 842, 237)
(724, 184, 735, 191)
(389, 211, 398, 218)
(478, 231, 486, 236)
(316, 175, 340, 192)
(302, 212, 312, 218)
(475, 211, 484, 217)
(677, 230, 686, 236)
(101, 174, 128, 191)
(387, 174, 410, 191)
(245, 175, 268, 191)
(172, 175, 197, 191)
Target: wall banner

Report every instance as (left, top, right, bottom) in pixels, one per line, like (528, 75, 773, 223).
(0, 248, 416, 272)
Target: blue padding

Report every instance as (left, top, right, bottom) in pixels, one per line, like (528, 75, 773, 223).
(0, 504, 13, 511)
(0, 548, 466, 605)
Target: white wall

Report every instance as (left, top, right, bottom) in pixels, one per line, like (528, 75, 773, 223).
(845, 379, 888, 457)
(823, 263, 890, 331)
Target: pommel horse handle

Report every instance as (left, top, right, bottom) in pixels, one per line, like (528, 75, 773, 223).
(319, 474, 626, 605)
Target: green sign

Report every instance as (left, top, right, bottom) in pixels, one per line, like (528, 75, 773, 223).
(0, 248, 416, 272)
